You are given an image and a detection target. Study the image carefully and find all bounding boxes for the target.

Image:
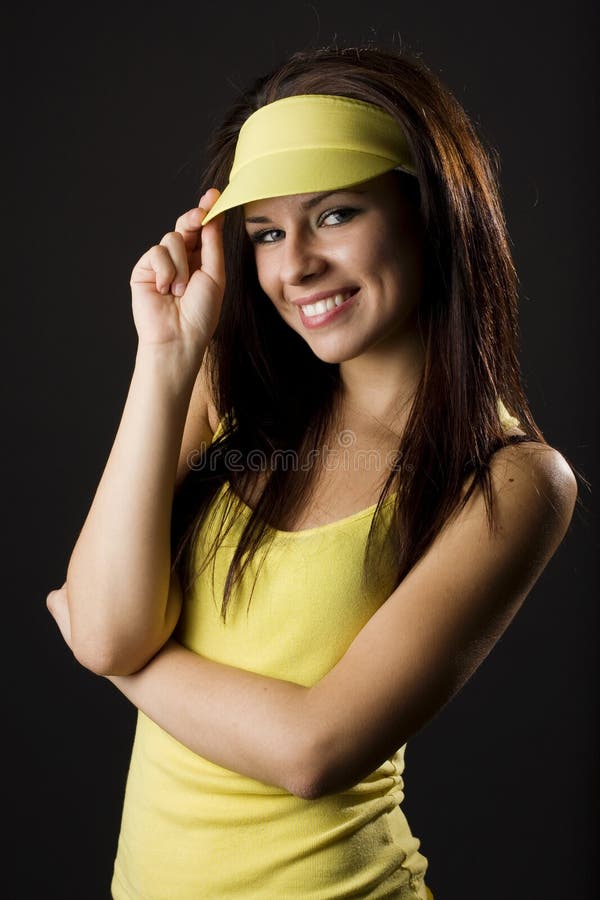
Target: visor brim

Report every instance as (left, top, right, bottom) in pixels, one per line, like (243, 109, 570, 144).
(201, 149, 415, 225)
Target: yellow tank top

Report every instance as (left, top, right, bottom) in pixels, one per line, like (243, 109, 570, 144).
(111, 400, 517, 899)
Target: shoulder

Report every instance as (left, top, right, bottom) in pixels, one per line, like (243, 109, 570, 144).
(470, 439, 578, 551)
(491, 440, 577, 512)
(424, 439, 579, 604)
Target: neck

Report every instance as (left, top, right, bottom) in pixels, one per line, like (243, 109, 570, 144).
(338, 324, 425, 435)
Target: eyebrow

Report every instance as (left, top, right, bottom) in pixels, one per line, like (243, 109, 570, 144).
(244, 188, 366, 224)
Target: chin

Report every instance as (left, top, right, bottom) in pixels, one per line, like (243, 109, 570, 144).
(305, 337, 374, 365)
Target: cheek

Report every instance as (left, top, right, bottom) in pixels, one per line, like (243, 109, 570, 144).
(378, 223, 424, 284)
(254, 255, 279, 300)
(372, 245, 424, 317)
(350, 218, 400, 273)
(253, 256, 296, 322)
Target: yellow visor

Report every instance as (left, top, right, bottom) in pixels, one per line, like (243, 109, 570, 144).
(200, 93, 416, 225)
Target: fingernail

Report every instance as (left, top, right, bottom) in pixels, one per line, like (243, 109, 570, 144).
(173, 283, 185, 296)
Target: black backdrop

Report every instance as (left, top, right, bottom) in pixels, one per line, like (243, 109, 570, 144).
(4, 1, 597, 897)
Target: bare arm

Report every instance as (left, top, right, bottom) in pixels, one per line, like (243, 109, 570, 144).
(65, 190, 224, 675)
(94, 444, 577, 799)
(66, 347, 201, 673)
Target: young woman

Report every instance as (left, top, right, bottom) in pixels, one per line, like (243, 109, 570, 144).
(47, 46, 579, 899)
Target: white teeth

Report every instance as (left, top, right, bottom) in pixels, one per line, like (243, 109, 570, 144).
(302, 293, 349, 317)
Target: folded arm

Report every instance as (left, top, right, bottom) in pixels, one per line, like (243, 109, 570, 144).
(50, 443, 577, 800)
(65, 343, 213, 675)
(67, 348, 194, 672)
(64, 194, 225, 675)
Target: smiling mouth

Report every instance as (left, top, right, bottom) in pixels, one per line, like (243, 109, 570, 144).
(300, 290, 357, 318)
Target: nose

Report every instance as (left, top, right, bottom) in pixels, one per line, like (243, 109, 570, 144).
(279, 229, 327, 285)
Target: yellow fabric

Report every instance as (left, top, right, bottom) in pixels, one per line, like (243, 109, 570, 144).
(111, 421, 437, 898)
(497, 396, 520, 430)
(111, 401, 517, 897)
(201, 94, 416, 225)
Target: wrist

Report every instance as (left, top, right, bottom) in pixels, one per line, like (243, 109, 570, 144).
(134, 341, 207, 391)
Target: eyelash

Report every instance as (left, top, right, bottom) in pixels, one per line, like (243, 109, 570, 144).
(249, 206, 360, 245)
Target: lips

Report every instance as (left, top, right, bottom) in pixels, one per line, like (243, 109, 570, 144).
(298, 290, 359, 328)
(290, 287, 359, 307)
(300, 291, 354, 317)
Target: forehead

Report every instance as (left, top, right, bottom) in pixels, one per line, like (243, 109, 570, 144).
(243, 186, 370, 222)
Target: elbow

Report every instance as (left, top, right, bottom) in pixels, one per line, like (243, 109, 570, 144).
(285, 731, 338, 802)
(73, 644, 152, 676)
(64, 582, 115, 674)
(285, 765, 323, 802)
(288, 761, 336, 802)
(286, 725, 372, 800)
(67, 591, 166, 676)
(292, 778, 328, 802)
(71, 632, 158, 677)
(66, 572, 180, 677)
(71, 639, 120, 676)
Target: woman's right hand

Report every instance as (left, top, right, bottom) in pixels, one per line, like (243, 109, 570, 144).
(130, 187, 225, 357)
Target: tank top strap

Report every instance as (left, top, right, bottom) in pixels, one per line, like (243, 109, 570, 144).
(487, 431, 543, 461)
(497, 397, 520, 431)
(503, 433, 541, 445)
(211, 413, 235, 444)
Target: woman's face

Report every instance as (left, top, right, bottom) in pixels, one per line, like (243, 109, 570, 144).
(243, 171, 425, 364)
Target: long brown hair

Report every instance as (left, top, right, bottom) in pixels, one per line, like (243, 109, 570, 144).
(171, 46, 581, 622)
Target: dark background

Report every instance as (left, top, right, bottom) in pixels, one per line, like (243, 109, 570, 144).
(5, 1, 597, 897)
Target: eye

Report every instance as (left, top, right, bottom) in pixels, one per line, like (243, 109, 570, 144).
(248, 228, 284, 245)
(319, 206, 359, 226)
(247, 206, 360, 245)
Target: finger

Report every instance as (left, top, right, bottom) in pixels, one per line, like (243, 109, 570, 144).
(198, 190, 226, 290)
(158, 232, 190, 297)
(46, 585, 65, 611)
(174, 207, 206, 252)
(199, 221, 226, 291)
(131, 245, 178, 295)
